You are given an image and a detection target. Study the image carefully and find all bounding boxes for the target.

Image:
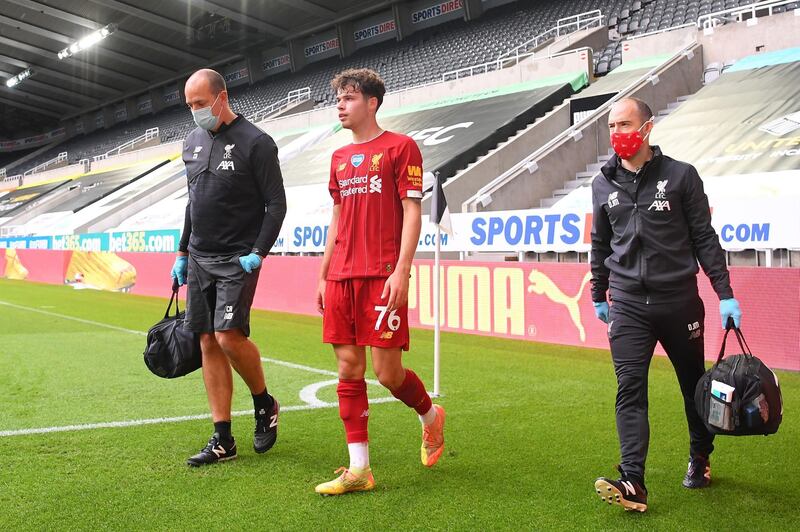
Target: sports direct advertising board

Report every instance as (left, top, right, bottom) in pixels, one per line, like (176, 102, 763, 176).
(1, 252, 797, 371)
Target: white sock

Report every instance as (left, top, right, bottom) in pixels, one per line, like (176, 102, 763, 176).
(419, 405, 437, 426)
(348, 442, 369, 470)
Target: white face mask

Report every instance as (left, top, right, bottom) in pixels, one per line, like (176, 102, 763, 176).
(191, 92, 221, 131)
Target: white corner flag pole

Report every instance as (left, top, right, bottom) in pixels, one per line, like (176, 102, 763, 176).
(433, 221, 441, 397)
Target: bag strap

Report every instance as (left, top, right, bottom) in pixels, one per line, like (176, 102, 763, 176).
(716, 318, 752, 364)
(164, 279, 181, 318)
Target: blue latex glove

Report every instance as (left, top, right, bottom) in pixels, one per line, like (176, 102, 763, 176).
(593, 301, 609, 323)
(239, 253, 262, 273)
(720, 298, 742, 329)
(171, 256, 187, 286)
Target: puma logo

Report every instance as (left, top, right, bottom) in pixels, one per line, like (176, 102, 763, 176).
(527, 270, 592, 342)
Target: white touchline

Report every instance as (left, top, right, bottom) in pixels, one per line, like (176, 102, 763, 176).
(261, 357, 382, 387)
(0, 398, 399, 438)
(0, 299, 147, 336)
(0, 299, 400, 438)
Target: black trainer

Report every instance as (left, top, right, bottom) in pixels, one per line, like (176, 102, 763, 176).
(186, 433, 237, 467)
(254, 398, 280, 454)
(683, 455, 711, 489)
(594, 465, 648, 512)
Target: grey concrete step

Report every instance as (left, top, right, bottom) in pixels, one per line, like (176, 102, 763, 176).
(540, 196, 560, 208)
(563, 177, 592, 190)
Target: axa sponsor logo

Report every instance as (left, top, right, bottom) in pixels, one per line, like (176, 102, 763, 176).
(648, 200, 671, 211)
(649, 179, 670, 211)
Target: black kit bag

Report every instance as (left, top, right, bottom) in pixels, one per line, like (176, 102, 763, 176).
(695, 320, 783, 436)
(143, 281, 201, 378)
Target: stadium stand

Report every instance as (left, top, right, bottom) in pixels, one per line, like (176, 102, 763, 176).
(0, 0, 798, 268)
(4, 0, 799, 183)
(1, 0, 614, 176)
(0, 160, 170, 236)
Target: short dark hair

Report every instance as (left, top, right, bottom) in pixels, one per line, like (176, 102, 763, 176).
(331, 68, 386, 108)
(625, 97, 653, 122)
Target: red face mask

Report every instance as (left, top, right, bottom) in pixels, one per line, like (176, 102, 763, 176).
(610, 119, 653, 160)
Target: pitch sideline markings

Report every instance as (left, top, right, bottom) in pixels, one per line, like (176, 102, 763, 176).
(0, 299, 397, 438)
(0, 397, 399, 438)
(0, 299, 148, 336)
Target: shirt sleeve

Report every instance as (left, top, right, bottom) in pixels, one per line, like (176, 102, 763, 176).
(178, 200, 191, 253)
(682, 165, 734, 300)
(250, 134, 287, 254)
(590, 184, 613, 303)
(329, 154, 341, 205)
(393, 137, 423, 200)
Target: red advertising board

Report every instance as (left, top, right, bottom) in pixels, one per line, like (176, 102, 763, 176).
(2, 250, 798, 370)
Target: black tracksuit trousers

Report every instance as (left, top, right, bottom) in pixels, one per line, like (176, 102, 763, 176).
(608, 295, 715, 482)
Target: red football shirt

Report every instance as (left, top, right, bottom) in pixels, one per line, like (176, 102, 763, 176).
(327, 130, 423, 280)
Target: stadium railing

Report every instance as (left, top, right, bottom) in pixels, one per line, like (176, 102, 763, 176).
(625, 22, 697, 41)
(462, 41, 701, 213)
(92, 128, 159, 162)
(22, 152, 68, 177)
(698, 0, 798, 30)
(248, 87, 312, 123)
(442, 9, 604, 82)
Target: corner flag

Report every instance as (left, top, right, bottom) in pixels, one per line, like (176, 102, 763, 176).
(427, 171, 451, 397)
(429, 171, 452, 235)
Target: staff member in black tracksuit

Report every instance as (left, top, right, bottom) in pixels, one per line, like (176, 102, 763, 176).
(170, 69, 287, 467)
(590, 98, 742, 512)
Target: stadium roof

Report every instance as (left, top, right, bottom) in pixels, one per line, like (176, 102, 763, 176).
(0, 0, 396, 137)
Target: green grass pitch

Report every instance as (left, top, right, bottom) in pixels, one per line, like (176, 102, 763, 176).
(0, 278, 797, 530)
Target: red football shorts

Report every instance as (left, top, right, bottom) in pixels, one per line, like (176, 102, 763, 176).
(323, 278, 410, 350)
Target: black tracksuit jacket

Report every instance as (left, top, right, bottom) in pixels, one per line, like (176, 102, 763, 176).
(179, 114, 286, 257)
(590, 146, 733, 304)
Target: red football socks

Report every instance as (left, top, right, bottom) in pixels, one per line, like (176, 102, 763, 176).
(337, 379, 369, 443)
(390, 369, 433, 415)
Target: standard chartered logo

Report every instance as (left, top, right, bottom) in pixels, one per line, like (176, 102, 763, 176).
(369, 175, 381, 194)
(339, 175, 382, 197)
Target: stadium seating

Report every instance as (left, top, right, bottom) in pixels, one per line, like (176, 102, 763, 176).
(4, 0, 798, 178)
(594, 0, 791, 76)
(2, 0, 616, 176)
